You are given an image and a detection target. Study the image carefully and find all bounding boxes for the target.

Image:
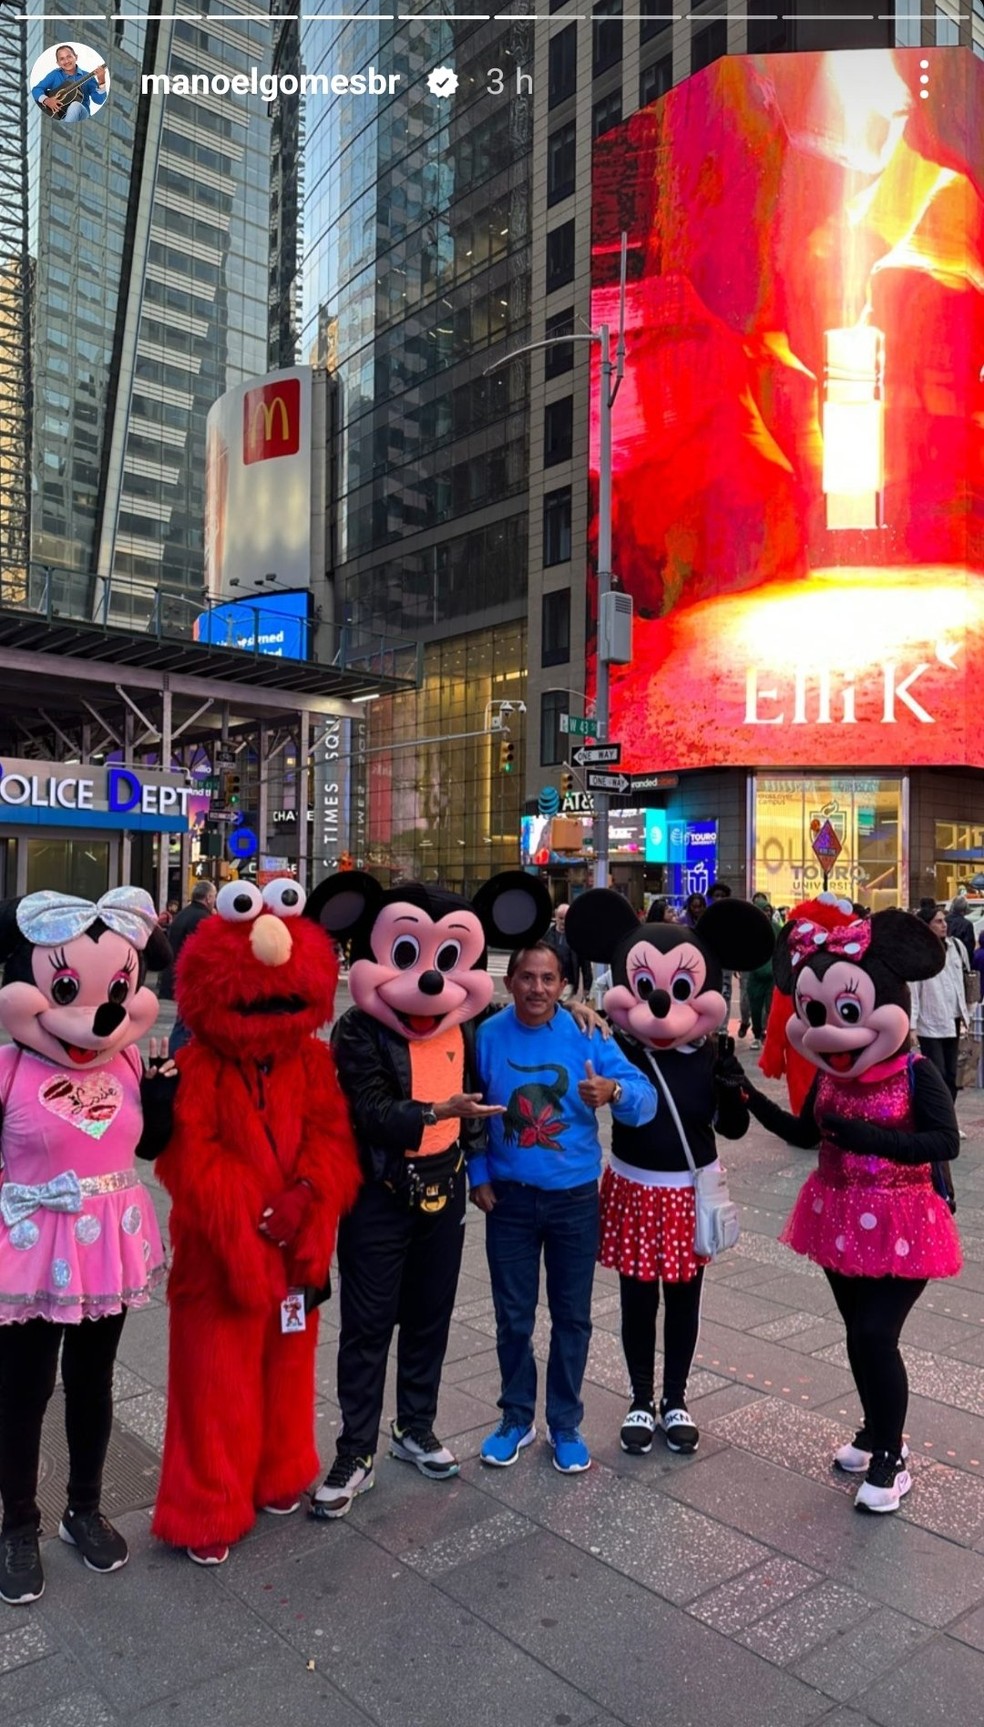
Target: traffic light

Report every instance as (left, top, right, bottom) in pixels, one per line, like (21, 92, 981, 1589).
(500, 739, 515, 774)
(223, 771, 241, 808)
(561, 771, 574, 796)
(202, 820, 223, 859)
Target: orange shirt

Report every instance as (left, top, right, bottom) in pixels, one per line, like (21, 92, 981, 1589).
(408, 1026, 464, 1156)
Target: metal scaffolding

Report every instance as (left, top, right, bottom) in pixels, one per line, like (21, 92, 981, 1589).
(0, 0, 31, 605)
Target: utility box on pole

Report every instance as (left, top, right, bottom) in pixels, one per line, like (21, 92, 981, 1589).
(599, 591, 633, 664)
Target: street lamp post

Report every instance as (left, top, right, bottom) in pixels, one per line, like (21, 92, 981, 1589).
(486, 236, 626, 890)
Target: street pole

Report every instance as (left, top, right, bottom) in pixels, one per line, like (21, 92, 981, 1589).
(594, 321, 612, 890)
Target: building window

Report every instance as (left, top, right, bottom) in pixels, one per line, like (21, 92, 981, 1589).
(640, 0, 673, 43)
(542, 589, 571, 667)
(547, 122, 577, 206)
(544, 309, 575, 379)
(543, 486, 573, 564)
(540, 689, 568, 766)
(640, 54, 673, 108)
(593, 0, 623, 76)
(747, 0, 790, 53)
(691, 20, 727, 74)
(592, 88, 622, 138)
(546, 220, 576, 292)
(548, 23, 577, 107)
(936, 6, 959, 43)
(544, 398, 574, 466)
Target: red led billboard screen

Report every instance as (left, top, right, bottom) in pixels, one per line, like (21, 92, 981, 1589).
(590, 48, 984, 768)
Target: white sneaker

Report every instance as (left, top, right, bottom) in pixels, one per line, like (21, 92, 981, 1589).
(310, 1454, 374, 1519)
(834, 1434, 909, 1474)
(855, 1452, 912, 1514)
(389, 1422, 459, 1480)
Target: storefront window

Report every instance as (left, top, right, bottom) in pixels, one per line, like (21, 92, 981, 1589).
(933, 821, 984, 905)
(27, 840, 110, 901)
(753, 776, 903, 912)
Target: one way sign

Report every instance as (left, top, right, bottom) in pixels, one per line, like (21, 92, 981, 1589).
(572, 743, 621, 767)
(585, 770, 631, 795)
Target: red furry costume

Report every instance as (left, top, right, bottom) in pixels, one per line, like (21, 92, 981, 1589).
(151, 880, 361, 1557)
(759, 896, 856, 1113)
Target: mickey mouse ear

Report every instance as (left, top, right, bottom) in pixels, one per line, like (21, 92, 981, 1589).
(472, 872, 552, 951)
(304, 871, 382, 940)
(564, 890, 639, 962)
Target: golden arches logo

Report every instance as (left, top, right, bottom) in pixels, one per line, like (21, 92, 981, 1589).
(251, 395, 290, 444)
(242, 377, 301, 465)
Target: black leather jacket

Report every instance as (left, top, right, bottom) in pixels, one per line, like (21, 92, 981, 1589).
(331, 1007, 486, 1185)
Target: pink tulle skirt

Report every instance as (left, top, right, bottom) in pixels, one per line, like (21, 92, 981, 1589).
(781, 1157, 962, 1281)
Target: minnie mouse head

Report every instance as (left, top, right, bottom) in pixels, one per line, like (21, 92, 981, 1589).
(775, 907, 944, 1080)
(566, 890, 774, 1049)
(0, 888, 171, 1068)
(305, 870, 552, 1042)
(176, 878, 340, 1062)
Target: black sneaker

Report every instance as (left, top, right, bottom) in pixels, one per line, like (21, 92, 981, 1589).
(390, 1421, 459, 1480)
(738, 1021, 750, 1039)
(0, 1526, 44, 1604)
(309, 1454, 374, 1520)
(620, 1401, 657, 1455)
(855, 1450, 912, 1514)
(659, 1398, 700, 1454)
(58, 1508, 128, 1573)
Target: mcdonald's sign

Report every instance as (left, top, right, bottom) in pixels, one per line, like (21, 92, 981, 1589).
(243, 378, 301, 465)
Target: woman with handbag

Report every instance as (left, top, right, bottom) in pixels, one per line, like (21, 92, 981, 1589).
(565, 892, 774, 1458)
(911, 906, 968, 1108)
(722, 910, 962, 1514)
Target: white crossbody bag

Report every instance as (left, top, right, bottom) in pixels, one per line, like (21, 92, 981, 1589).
(645, 1052, 740, 1259)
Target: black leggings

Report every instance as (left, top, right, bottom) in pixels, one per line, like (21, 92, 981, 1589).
(619, 1269, 704, 1407)
(824, 1271, 925, 1459)
(0, 1311, 126, 1533)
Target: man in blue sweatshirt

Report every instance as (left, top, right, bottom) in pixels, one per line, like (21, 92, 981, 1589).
(471, 940, 656, 1472)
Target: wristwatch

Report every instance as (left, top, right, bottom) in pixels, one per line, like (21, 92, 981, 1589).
(610, 1082, 623, 1107)
(421, 1105, 438, 1127)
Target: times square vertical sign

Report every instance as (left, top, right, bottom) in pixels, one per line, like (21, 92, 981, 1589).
(589, 47, 984, 770)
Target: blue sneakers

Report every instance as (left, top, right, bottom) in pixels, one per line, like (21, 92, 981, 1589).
(480, 1420, 537, 1467)
(549, 1429, 591, 1473)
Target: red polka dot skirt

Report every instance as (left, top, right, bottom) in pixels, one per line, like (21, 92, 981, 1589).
(599, 1165, 708, 1283)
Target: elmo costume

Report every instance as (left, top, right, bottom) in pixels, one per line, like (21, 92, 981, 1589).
(151, 878, 360, 1563)
(759, 895, 856, 1113)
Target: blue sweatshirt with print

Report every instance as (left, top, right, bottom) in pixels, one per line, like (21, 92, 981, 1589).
(470, 1005, 656, 1190)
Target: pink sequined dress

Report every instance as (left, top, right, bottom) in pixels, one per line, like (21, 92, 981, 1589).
(780, 1055, 962, 1280)
(0, 1043, 165, 1324)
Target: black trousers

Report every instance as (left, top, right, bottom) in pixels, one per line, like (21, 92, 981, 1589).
(0, 1311, 127, 1533)
(825, 1271, 926, 1458)
(918, 1034, 959, 1102)
(335, 1175, 465, 1456)
(619, 1269, 705, 1407)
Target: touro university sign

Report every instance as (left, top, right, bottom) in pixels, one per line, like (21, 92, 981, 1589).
(589, 48, 984, 770)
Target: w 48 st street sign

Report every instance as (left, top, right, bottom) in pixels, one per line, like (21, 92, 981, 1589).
(571, 743, 621, 767)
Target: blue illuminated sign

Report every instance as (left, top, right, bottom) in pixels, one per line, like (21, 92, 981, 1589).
(195, 589, 312, 661)
(668, 820, 719, 900)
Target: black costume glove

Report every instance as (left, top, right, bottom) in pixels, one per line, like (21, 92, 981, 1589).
(820, 1113, 878, 1154)
(715, 1050, 748, 1092)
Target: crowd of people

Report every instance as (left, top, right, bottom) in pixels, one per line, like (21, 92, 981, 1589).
(0, 868, 972, 1606)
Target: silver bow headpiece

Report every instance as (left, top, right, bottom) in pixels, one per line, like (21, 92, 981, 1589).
(15, 888, 159, 952)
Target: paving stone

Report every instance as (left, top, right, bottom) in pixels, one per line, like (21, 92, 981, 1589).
(403, 1508, 534, 1577)
(6, 1692, 120, 1727)
(750, 1311, 826, 1342)
(130, 1656, 375, 1727)
(687, 1556, 821, 1634)
(357, 1468, 521, 1562)
(733, 1271, 840, 1316)
(114, 1302, 171, 1384)
(660, 1447, 984, 1626)
(0, 1623, 56, 1674)
(815, 1340, 984, 1418)
(791, 1607, 930, 1703)
(114, 1390, 167, 1453)
(737, 1580, 872, 1663)
(860, 1634, 984, 1727)
(687, 1382, 766, 1422)
(729, 1232, 823, 1277)
(692, 1321, 853, 1407)
(0, 1653, 101, 1724)
(705, 1396, 856, 1497)
(699, 1286, 792, 1334)
(438, 1529, 823, 1727)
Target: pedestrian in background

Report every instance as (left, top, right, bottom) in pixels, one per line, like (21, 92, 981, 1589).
(912, 905, 968, 1106)
(947, 896, 976, 970)
(681, 892, 707, 929)
(157, 881, 216, 1053)
(543, 901, 592, 1001)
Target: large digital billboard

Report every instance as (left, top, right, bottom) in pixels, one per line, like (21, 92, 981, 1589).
(590, 48, 984, 769)
(195, 589, 313, 660)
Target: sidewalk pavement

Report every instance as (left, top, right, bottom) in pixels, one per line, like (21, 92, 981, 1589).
(7, 1028, 984, 1726)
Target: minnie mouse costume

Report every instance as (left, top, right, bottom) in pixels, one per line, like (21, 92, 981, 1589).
(729, 907, 962, 1513)
(566, 892, 774, 1457)
(305, 870, 551, 1516)
(149, 879, 361, 1564)
(759, 894, 857, 1113)
(0, 887, 171, 1604)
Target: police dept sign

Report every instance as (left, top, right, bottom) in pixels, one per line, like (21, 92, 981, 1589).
(0, 760, 191, 831)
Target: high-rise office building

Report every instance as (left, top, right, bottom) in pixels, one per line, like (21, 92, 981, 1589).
(3, 0, 272, 629)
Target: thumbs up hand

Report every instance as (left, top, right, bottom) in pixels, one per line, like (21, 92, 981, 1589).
(578, 1058, 617, 1111)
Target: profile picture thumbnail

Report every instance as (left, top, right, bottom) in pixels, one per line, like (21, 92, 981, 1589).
(30, 43, 110, 124)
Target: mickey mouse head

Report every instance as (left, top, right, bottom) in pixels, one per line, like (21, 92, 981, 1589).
(306, 870, 552, 1042)
(566, 890, 774, 1051)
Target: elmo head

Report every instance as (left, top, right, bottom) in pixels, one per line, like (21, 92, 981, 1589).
(177, 879, 338, 1061)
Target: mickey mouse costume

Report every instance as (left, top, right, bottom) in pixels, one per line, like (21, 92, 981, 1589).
(0, 888, 171, 1604)
(566, 891, 774, 1457)
(305, 870, 552, 1517)
(728, 908, 962, 1513)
